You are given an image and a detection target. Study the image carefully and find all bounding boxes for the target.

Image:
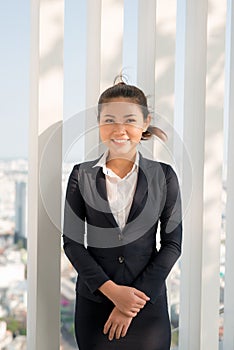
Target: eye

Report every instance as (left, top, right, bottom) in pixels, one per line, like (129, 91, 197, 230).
(125, 118, 137, 123)
(103, 118, 115, 123)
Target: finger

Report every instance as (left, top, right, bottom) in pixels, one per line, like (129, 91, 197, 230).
(133, 289, 150, 301)
(136, 303, 146, 309)
(115, 325, 123, 339)
(131, 308, 140, 314)
(129, 298, 145, 308)
(125, 308, 140, 315)
(109, 324, 118, 341)
(136, 300, 146, 308)
(129, 310, 138, 317)
(134, 290, 150, 301)
(103, 320, 111, 335)
(121, 324, 129, 337)
(122, 310, 137, 317)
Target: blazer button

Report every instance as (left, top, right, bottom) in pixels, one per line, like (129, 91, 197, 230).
(118, 256, 124, 263)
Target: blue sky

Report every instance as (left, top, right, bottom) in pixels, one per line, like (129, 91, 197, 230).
(0, 1, 30, 159)
(0, 1, 138, 160)
(0, 0, 84, 160)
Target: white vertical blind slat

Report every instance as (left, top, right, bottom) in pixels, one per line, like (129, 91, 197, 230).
(223, 0, 234, 348)
(85, 0, 102, 160)
(100, 0, 124, 91)
(137, 0, 157, 107)
(27, 0, 64, 349)
(200, 1, 226, 349)
(137, 0, 157, 159)
(175, 0, 209, 349)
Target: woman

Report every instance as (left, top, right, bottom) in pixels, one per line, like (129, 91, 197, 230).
(63, 81, 182, 350)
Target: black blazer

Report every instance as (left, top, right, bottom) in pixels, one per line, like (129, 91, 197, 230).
(63, 152, 182, 304)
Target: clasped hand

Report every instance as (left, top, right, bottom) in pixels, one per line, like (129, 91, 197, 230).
(104, 285, 150, 341)
(109, 285, 150, 317)
(103, 306, 133, 341)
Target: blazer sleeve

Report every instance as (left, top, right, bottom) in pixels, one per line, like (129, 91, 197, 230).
(131, 164, 182, 304)
(63, 164, 110, 294)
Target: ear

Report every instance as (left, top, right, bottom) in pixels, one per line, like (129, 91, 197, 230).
(143, 114, 151, 131)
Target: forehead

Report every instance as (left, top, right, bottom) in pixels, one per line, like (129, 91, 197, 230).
(100, 98, 143, 116)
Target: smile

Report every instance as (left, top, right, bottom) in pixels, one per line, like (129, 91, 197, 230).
(112, 139, 130, 144)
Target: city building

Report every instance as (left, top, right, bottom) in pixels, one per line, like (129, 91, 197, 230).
(14, 181, 27, 249)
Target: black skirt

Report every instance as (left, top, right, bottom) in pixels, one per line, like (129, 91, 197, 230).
(75, 292, 171, 350)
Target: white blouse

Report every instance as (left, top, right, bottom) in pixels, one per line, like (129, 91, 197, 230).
(93, 150, 139, 230)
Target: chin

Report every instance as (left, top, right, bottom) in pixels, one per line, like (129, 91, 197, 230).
(110, 147, 136, 157)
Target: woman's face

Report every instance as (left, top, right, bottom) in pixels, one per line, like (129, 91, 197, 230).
(99, 97, 151, 159)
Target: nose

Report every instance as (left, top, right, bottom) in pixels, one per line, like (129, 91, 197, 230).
(113, 122, 126, 133)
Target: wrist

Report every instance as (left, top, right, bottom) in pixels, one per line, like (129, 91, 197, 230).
(98, 280, 118, 301)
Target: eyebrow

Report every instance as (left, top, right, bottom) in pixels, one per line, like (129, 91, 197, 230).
(102, 114, 137, 118)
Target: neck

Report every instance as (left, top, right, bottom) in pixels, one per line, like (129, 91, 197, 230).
(106, 151, 137, 178)
(106, 150, 137, 164)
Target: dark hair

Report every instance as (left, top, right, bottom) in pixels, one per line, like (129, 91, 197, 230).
(97, 81, 167, 142)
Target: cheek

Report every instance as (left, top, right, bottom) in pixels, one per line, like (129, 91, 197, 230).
(128, 126, 143, 141)
(99, 125, 111, 141)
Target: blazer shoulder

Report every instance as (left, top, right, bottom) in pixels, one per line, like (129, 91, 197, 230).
(141, 155, 170, 172)
(71, 156, 102, 172)
(66, 157, 101, 187)
(158, 161, 172, 173)
(142, 155, 178, 181)
(157, 162, 180, 187)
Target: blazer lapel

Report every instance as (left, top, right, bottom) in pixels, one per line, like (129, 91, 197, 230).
(95, 167, 119, 228)
(94, 152, 154, 230)
(125, 153, 149, 226)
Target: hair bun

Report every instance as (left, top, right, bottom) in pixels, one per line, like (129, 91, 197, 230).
(148, 125, 168, 142)
(113, 73, 128, 85)
(142, 126, 167, 142)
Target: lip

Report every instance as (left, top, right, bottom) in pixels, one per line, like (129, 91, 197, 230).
(111, 139, 130, 145)
(112, 139, 129, 142)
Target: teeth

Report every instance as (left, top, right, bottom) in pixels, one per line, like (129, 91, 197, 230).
(113, 139, 129, 143)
